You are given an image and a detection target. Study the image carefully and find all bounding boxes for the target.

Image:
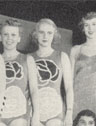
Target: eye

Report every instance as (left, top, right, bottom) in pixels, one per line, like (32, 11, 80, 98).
(79, 120, 86, 125)
(3, 33, 8, 36)
(12, 34, 16, 37)
(84, 24, 89, 27)
(92, 23, 96, 26)
(38, 31, 44, 34)
(48, 31, 53, 35)
(89, 121, 94, 125)
(80, 121, 85, 124)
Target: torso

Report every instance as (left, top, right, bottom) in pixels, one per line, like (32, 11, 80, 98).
(4, 53, 28, 93)
(73, 44, 96, 119)
(0, 53, 30, 119)
(31, 50, 65, 122)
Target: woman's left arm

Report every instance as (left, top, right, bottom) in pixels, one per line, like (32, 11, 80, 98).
(27, 55, 39, 126)
(61, 52, 74, 126)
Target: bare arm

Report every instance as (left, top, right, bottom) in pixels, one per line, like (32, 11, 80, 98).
(0, 55, 6, 109)
(70, 45, 81, 78)
(0, 55, 6, 93)
(61, 52, 74, 125)
(61, 52, 73, 113)
(27, 55, 39, 125)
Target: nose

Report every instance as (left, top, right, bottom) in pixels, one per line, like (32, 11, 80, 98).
(43, 33, 47, 39)
(88, 25, 93, 31)
(7, 34, 12, 40)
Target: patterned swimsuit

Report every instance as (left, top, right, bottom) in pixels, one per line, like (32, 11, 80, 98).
(0, 54, 31, 124)
(32, 51, 66, 124)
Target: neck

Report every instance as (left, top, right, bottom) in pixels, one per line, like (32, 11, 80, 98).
(37, 46, 54, 57)
(3, 49, 19, 58)
(86, 38, 96, 46)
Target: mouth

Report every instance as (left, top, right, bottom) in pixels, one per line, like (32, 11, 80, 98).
(7, 42, 13, 44)
(6, 42, 14, 46)
(42, 40, 48, 43)
(88, 31, 93, 34)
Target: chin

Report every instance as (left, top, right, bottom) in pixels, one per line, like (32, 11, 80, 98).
(5, 47, 15, 50)
(87, 35, 94, 39)
(40, 43, 49, 47)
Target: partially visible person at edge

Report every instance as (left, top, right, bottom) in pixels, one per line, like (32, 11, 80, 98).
(70, 12, 96, 119)
(0, 19, 39, 126)
(73, 109, 96, 126)
(31, 18, 74, 126)
(0, 55, 6, 115)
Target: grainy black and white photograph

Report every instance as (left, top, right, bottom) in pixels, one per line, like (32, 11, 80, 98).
(0, 0, 96, 126)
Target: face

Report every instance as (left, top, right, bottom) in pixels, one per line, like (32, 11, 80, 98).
(37, 23, 55, 47)
(83, 18, 96, 39)
(77, 116, 95, 126)
(1, 26, 21, 51)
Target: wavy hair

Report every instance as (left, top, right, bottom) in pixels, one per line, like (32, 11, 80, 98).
(78, 12, 96, 32)
(31, 18, 61, 46)
(0, 18, 23, 36)
(73, 110, 96, 126)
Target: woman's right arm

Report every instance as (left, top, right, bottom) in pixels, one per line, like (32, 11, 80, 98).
(0, 55, 6, 109)
(0, 55, 6, 93)
(70, 45, 80, 78)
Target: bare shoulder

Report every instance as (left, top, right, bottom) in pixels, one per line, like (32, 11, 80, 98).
(61, 52, 71, 66)
(70, 45, 82, 58)
(27, 54, 35, 62)
(71, 45, 81, 54)
(27, 54, 37, 74)
(61, 52, 69, 60)
(0, 55, 4, 63)
(26, 54, 37, 69)
(0, 54, 3, 59)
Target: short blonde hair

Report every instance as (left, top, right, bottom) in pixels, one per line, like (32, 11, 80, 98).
(1, 18, 23, 36)
(32, 18, 61, 45)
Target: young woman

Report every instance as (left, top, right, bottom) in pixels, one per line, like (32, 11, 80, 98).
(0, 55, 6, 113)
(73, 110, 96, 126)
(70, 12, 96, 119)
(31, 18, 74, 126)
(0, 19, 39, 126)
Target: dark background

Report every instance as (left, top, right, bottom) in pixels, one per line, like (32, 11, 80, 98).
(0, 0, 96, 45)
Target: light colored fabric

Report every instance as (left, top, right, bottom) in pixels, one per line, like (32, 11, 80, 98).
(32, 51, 65, 122)
(0, 55, 6, 112)
(0, 54, 31, 121)
(73, 54, 96, 119)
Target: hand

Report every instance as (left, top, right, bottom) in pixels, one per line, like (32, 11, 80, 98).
(64, 111, 73, 126)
